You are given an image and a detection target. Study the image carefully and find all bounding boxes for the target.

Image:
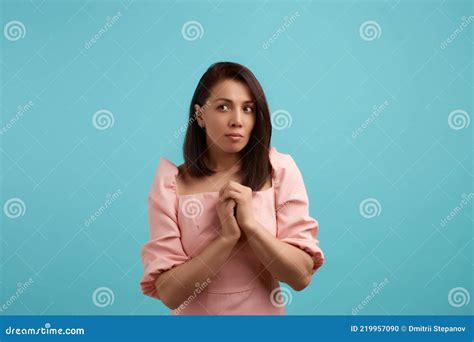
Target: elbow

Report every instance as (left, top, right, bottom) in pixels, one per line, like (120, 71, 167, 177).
(154, 283, 182, 310)
(289, 260, 314, 291)
(292, 253, 324, 291)
(157, 286, 183, 310)
(290, 275, 311, 291)
(160, 294, 181, 310)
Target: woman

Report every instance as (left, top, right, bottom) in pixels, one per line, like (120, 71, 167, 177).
(140, 62, 324, 315)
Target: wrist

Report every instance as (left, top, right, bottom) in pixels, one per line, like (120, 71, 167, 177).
(241, 218, 258, 235)
(219, 234, 240, 246)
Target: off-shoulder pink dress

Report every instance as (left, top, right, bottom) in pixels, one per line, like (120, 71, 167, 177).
(140, 147, 324, 315)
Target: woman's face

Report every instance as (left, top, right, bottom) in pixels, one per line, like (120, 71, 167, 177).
(195, 79, 256, 154)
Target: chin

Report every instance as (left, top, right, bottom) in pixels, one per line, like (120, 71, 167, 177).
(221, 145, 244, 153)
(219, 142, 247, 154)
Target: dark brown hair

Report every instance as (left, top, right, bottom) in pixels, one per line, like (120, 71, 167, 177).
(182, 61, 272, 191)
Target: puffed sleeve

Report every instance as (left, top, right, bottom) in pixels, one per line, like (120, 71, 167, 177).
(271, 149, 324, 275)
(140, 157, 190, 300)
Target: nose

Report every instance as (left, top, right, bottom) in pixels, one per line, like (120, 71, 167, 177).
(229, 109, 243, 127)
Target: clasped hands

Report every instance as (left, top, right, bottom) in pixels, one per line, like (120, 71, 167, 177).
(216, 181, 257, 241)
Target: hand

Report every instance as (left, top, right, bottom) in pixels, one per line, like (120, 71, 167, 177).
(216, 198, 241, 242)
(219, 181, 256, 231)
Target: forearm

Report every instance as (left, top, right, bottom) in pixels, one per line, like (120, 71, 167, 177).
(243, 220, 313, 291)
(154, 235, 237, 309)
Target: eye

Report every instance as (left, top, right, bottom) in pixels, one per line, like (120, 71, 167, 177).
(243, 106, 254, 113)
(217, 104, 229, 112)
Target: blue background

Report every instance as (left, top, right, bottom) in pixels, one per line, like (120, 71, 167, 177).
(0, 0, 472, 315)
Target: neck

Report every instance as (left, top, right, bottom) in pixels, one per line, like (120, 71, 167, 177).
(205, 145, 241, 173)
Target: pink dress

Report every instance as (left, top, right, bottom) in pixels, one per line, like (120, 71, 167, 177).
(140, 147, 324, 315)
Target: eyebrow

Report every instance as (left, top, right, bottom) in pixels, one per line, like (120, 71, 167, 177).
(214, 97, 254, 104)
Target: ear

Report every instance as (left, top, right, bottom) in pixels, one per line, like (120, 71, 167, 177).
(194, 104, 205, 128)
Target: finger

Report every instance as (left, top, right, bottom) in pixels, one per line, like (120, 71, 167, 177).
(220, 189, 233, 202)
(219, 182, 243, 201)
(219, 187, 230, 202)
(219, 182, 230, 197)
(220, 189, 237, 202)
(225, 190, 241, 203)
(229, 180, 244, 190)
(224, 199, 236, 209)
(227, 183, 244, 197)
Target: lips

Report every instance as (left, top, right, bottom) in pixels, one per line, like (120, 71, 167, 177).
(225, 133, 244, 143)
